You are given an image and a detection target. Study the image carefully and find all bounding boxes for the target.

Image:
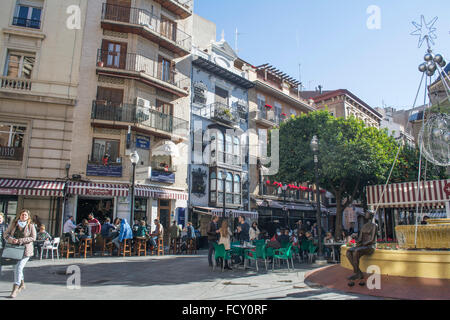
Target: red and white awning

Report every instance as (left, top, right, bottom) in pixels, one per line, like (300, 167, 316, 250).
(367, 179, 450, 209)
(136, 185, 188, 200)
(67, 182, 129, 197)
(0, 179, 65, 197)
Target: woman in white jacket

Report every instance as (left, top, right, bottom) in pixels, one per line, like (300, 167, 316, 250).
(249, 221, 260, 241)
(218, 220, 232, 270)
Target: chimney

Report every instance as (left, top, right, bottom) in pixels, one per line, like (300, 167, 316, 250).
(318, 85, 323, 94)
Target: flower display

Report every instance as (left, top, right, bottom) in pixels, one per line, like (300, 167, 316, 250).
(346, 239, 356, 247)
(264, 104, 273, 109)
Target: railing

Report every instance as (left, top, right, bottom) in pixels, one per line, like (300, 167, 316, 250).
(256, 108, 280, 124)
(91, 101, 188, 135)
(12, 17, 41, 29)
(101, 3, 191, 52)
(0, 76, 32, 91)
(199, 102, 239, 125)
(96, 49, 190, 91)
(172, 0, 193, 11)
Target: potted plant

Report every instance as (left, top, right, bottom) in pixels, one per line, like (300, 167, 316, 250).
(97, 61, 104, 67)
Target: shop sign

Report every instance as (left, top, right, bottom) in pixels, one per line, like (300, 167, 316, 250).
(150, 169, 175, 184)
(0, 188, 18, 195)
(86, 163, 123, 177)
(86, 189, 113, 196)
(136, 135, 150, 150)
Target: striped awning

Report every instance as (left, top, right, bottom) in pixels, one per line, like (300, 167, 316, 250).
(0, 179, 65, 197)
(367, 179, 450, 209)
(67, 182, 129, 197)
(135, 185, 188, 200)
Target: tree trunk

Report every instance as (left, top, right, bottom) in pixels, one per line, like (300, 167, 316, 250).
(334, 191, 343, 240)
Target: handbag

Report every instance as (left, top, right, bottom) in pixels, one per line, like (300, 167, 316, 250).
(2, 243, 25, 260)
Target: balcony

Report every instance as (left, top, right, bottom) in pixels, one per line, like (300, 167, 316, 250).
(12, 17, 41, 29)
(96, 50, 189, 97)
(198, 102, 239, 127)
(152, 0, 193, 19)
(254, 108, 280, 127)
(101, 3, 191, 56)
(91, 101, 188, 138)
(0, 76, 32, 91)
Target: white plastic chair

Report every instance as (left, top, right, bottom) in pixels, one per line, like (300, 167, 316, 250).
(40, 237, 60, 260)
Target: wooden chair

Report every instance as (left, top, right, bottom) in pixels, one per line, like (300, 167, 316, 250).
(61, 237, 76, 259)
(152, 238, 164, 256)
(119, 238, 132, 257)
(169, 237, 179, 255)
(102, 237, 114, 256)
(134, 237, 147, 256)
(79, 238, 93, 259)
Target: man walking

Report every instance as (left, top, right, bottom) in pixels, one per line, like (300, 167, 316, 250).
(207, 216, 220, 268)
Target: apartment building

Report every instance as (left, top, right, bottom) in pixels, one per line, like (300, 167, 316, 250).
(375, 106, 415, 147)
(66, 0, 193, 240)
(188, 15, 257, 235)
(246, 64, 328, 230)
(301, 89, 382, 128)
(0, 0, 87, 233)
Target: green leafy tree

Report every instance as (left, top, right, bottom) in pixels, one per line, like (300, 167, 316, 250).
(272, 110, 398, 238)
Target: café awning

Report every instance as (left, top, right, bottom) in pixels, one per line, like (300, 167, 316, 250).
(67, 182, 129, 197)
(0, 178, 65, 197)
(367, 179, 450, 209)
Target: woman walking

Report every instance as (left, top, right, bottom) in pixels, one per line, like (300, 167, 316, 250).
(4, 209, 36, 298)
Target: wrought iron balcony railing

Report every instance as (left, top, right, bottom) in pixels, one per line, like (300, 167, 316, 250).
(101, 3, 191, 53)
(198, 102, 239, 125)
(91, 101, 188, 135)
(12, 17, 41, 29)
(96, 49, 190, 92)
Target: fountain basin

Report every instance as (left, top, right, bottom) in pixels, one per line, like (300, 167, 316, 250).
(396, 225, 450, 249)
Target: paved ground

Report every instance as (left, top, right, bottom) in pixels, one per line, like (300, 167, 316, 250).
(0, 251, 382, 300)
(305, 264, 450, 300)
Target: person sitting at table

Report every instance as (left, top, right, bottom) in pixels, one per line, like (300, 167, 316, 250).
(277, 229, 290, 245)
(218, 220, 232, 270)
(101, 218, 116, 238)
(149, 219, 164, 250)
(63, 216, 77, 237)
(136, 220, 149, 238)
(36, 225, 52, 257)
(324, 232, 335, 258)
(112, 219, 133, 254)
(77, 219, 92, 241)
(249, 222, 260, 241)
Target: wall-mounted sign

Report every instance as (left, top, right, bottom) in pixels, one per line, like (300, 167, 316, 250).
(86, 163, 123, 177)
(136, 135, 150, 150)
(0, 147, 24, 161)
(150, 169, 175, 184)
(0, 188, 18, 195)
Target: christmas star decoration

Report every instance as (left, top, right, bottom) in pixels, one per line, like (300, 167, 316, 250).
(411, 15, 438, 49)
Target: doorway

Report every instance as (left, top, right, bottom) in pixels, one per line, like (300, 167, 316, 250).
(77, 198, 114, 224)
(158, 199, 171, 244)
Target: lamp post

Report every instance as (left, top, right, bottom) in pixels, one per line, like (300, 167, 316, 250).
(310, 135, 326, 264)
(282, 184, 288, 227)
(129, 150, 139, 224)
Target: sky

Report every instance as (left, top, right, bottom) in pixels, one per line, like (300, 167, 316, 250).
(194, 0, 450, 110)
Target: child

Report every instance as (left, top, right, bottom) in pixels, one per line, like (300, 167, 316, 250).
(36, 225, 52, 257)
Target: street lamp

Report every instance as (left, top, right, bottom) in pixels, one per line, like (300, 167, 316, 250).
(129, 150, 139, 224)
(310, 135, 326, 264)
(282, 184, 288, 227)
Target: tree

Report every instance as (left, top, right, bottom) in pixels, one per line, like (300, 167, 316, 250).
(390, 145, 448, 183)
(272, 110, 398, 238)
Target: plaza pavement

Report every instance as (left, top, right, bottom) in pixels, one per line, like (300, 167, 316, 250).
(0, 250, 382, 300)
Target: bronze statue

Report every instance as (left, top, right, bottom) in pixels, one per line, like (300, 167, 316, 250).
(346, 210, 377, 282)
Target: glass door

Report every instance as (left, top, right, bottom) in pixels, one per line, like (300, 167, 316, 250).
(158, 199, 171, 245)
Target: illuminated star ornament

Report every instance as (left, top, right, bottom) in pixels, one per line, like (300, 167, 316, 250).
(411, 15, 438, 49)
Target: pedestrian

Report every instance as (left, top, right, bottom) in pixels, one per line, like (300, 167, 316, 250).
(87, 213, 101, 238)
(4, 209, 37, 298)
(0, 212, 8, 276)
(206, 215, 220, 268)
(218, 220, 232, 270)
(236, 215, 250, 242)
(249, 221, 260, 241)
(101, 217, 116, 238)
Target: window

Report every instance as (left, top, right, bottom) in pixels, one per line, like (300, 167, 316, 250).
(91, 138, 120, 164)
(0, 124, 26, 147)
(215, 86, 228, 105)
(258, 128, 268, 158)
(274, 101, 282, 123)
(161, 16, 176, 41)
(4, 52, 35, 79)
(233, 136, 240, 165)
(225, 134, 232, 164)
(233, 175, 241, 204)
(100, 40, 127, 69)
(13, 1, 43, 29)
(158, 56, 174, 83)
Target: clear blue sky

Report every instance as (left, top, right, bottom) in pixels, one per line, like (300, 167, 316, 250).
(194, 0, 450, 110)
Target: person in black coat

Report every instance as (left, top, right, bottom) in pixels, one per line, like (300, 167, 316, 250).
(206, 216, 220, 267)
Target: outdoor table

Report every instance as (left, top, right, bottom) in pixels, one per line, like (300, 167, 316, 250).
(230, 244, 256, 269)
(324, 242, 345, 262)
